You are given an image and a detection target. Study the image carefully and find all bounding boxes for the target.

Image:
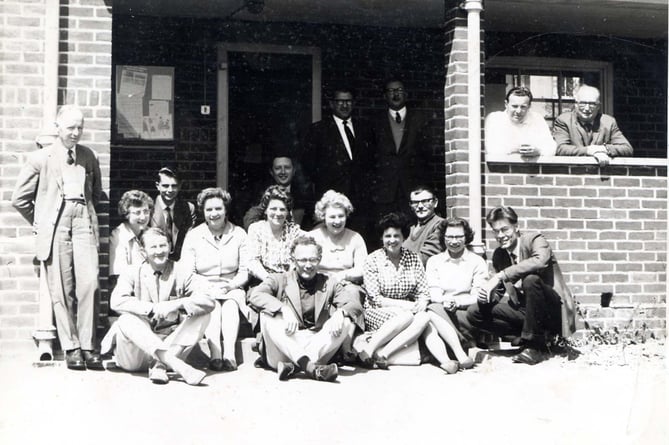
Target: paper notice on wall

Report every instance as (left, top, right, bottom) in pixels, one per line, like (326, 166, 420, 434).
(116, 96, 143, 138)
(119, 67, 148, 97)
(151, 75, 173, 100)
(142, 113, 172, 140)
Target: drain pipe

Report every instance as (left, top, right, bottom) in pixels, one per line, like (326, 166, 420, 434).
(33, 0, 60, 361)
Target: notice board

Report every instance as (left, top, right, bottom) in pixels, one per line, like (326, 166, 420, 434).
(115, 65, 174, 141)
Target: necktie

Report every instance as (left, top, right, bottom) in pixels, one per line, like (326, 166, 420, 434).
(510, 252, 517, 265)
(154, 270, 162, 298)
(395, 112, 402, 124)
(342, 120, 355, 160)
(67, 149, 74, 165)
(164, 207, 174, 250)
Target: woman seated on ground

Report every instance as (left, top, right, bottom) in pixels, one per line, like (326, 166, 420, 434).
(109, 190, 153, 285)
(359, 212, 467, 373)
(424, 218, 485, 366)
(180, 187, 251, 372)
(309, 190, 368, 359)
(247, 185, 304, 282)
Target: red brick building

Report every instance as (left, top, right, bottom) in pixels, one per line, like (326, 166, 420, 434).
(0, 0, 666, 357)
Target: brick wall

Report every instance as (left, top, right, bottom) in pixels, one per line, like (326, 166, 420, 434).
(485, 158, 667, 337)
(111, 16, 447, 228)
(0, 0, 112, 356)
(486, 32, 668, 158)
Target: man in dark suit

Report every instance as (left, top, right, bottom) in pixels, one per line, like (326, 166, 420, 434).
(249, 235, 363, 382)
(150, 167, 196, 261)
(12, 105, 103, 370)
(466, 206, 576, 365)
(301, 87, 373, 233)
(371, 79, 432, 218)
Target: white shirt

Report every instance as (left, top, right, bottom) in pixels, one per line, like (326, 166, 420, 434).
(333, 115, 355, 160)
(388, 107, 407, 122)
(485, 110, 557, 156)
(425, 249, 488, 308)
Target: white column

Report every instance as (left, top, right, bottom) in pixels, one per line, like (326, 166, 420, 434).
(463, 0, 484, 249)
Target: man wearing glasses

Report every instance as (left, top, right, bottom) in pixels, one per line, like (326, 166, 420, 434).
(553, 84, 633, 166)
(249, 236, 363, 382)
(466, 207, 575, 365)
(403, 185, 444, 266)
(371, 79, 432, 218)
(12, 105, 103, 370)
(484, 86, 556, 157)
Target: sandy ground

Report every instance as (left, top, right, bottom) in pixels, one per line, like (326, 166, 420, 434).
(0, 343, 666, 445)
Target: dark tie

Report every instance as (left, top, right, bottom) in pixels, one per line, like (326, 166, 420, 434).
(342, 120, 355, 159)
(395, 112, 402, 124)
(67, 149, 74, 165)
(510, 252, 517, 265)
(164, 207, 174, 250)
(154, 270, 162, 297)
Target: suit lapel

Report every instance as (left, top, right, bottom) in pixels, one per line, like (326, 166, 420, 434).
(285, 272, 304, 325)
(313, 274, 329, 324)
(47, 147, 64, 192)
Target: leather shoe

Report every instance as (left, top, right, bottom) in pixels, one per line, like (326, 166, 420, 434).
(209, 358, 224, 371)
(277, 361, 297, 381)
(65, 349, 86, 371)
(357, 351, 374, 369)
(221, 358, 238, 372)
(311, 363, 338, 382)
(512, 348, 545, 365)
(82, 350, 104, 370)
(148, 364, 169, 384)
(373, 354, 389, 370)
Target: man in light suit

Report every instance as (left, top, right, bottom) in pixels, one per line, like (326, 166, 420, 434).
(466, 207, 576, 365)
(101, 228, 215, 385)
(301, 87, 374, 234)
(553, 84, 633, 166)
(249, 235, 364, 382)
(371, 79, 432, 219)
(150, 167, 196, 261)
(12, 105, 103, 370)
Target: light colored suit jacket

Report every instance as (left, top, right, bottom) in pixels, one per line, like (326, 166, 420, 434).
(12, 141, 102, 261)
(492, 232, 576, 338)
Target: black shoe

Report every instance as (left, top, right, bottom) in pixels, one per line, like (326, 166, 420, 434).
(510, 337, 525, 347)
(209, 359, 224, 371)
(221, 358, 238, 372)
(312, 364, 338, 382)
(277, 361, 297, 381)
(373, 354, 389, 370)
(65, 349, 86, 371)
(357, 351, 374, 369)
(82, 350, 104, 370)
(512, 348, 546, 365)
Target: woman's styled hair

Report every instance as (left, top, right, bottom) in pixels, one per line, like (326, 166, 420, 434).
(313, 190, 354, 222)
(377, 212, 410, 239)
(117, 190, 153, 218)
(258, 185, 293, 216)
(197, 187, 232, 214)
(439, 217, 475, 250)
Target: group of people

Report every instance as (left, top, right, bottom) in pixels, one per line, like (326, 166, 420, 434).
(485, 84, 633, 166)
(13, 78, 598, 385)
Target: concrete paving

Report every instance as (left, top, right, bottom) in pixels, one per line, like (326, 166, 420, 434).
(0, 345, 666, 445)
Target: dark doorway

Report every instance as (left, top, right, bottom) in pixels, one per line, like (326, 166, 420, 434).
(227, 51, 313, 225)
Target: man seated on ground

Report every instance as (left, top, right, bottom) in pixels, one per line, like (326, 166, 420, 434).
(484, 86, 556, 157)
(553, 84, 633, 166)
(243, 154, 311, 230)
(101, 228, 215, 385)
(466, 206, 575, 365)
(402, 185, 444, 266)
(249, 235, 364, 382)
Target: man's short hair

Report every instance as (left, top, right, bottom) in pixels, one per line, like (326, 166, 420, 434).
(156, 167, 181, 183)
(290, 235, 323, 257)
(118, 190, 154, 217)
(196, 187, 232, 214)
(56, 104, 84, 121)
(327, 86, 355, 99)
(409, 184, 436, 198)
(505, 86, 533, 103)
(486, 206, 519, 226)
(141, 227, 169, 245)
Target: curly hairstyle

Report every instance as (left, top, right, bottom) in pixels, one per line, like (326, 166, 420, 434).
(258, 185, 293, 217)
(313, 189, 354, 222)
(376, 212, 410, 239)
(439, 217, 475, 250)
(117, 190, 153, 218)
(196, 187, 232, 214)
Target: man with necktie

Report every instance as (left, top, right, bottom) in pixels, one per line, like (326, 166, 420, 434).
(12, 105, 103, 370)
(466, 206, 576, 365)
(552, 84, 633, 166)
(150, 167, 196, 260)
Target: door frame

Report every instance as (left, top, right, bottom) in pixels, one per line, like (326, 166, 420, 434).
(216, 43, 322, 188)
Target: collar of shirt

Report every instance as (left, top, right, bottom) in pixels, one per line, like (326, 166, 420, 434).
(389, 107, 407, 121)
(156, 196, 174, 212)
(416, 213, 436, 227)
(54, 139, 76, 163)
(506, 243, 520, 262)
(333, 115, 355, 134)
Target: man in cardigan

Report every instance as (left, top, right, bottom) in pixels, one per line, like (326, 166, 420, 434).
(466, 206, 575, 365)
(150, 167, 197, 261)
(249, 235, 364, 382)
(403, 185, 444, 266)
(101, 228, 215, 385)
(553, 85, 633, 166)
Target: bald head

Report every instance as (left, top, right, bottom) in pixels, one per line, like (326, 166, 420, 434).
(55, 105, 85, 149)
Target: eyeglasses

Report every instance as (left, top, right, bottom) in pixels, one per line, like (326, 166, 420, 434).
(410, 198, 435, 207)
(386, 88, 405, 94)
(293, 257, 320, 265)
(576, 101, 600, 109)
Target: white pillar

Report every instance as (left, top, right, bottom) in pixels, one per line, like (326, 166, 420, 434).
(463, 0, 484, 249)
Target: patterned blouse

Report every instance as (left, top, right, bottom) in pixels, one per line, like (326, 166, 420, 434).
(363, 247, 429, 309)
(247, 220, 304, 276)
